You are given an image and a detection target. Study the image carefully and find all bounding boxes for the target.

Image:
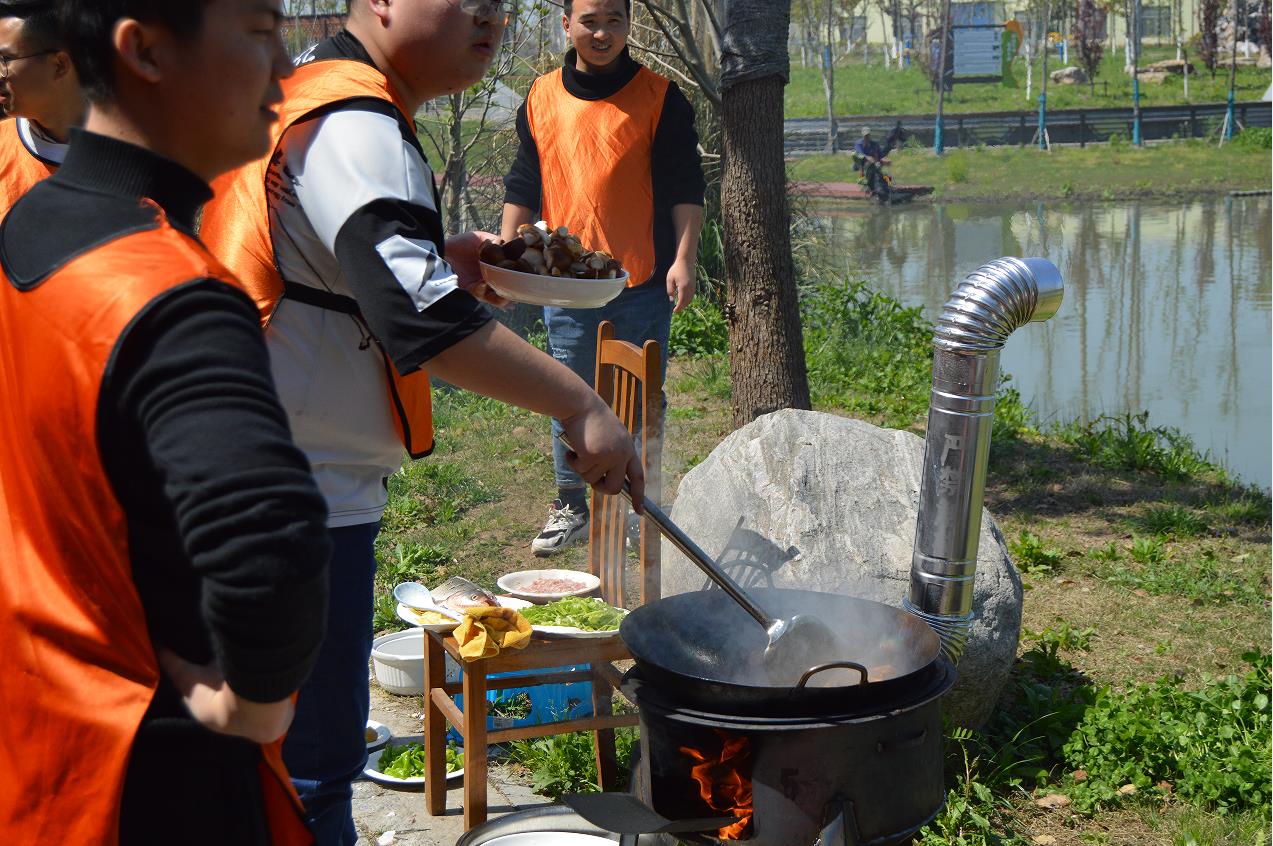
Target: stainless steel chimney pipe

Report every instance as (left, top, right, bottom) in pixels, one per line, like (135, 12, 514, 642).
(904, 257, 1064, 664)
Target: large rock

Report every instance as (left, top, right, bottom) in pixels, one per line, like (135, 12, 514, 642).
(1147, 58, 1195, 75)
(1050, 66, 1087, 84)
(661, 409, 1022, 728)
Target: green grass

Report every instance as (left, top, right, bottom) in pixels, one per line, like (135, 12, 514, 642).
(505, 726, 638, 799)
(1134, 504, 1210, 538)
(784, 47, 1272, 118)
(788, 137, 1273, 201)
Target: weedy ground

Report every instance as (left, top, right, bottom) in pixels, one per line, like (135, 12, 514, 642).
(371, 264, 1270, 846)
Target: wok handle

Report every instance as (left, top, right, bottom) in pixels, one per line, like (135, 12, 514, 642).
(795, 661, 871, 688)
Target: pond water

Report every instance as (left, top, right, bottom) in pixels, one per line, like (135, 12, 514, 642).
(804, 194, 1272, 490)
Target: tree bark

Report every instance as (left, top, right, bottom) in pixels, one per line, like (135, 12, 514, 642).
(722, 75, 811, 428)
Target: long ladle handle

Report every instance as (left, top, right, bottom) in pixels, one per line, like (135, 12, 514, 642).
(556, 432, 774, 629)
(622, 483, 775, 630)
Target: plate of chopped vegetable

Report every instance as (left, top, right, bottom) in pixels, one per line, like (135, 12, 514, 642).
(519, 596, 627, 638)
(364, 738, 463, 788)
(497, 568, 600, 603)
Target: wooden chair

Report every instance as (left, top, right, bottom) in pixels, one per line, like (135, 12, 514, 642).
(423, 320, 664, 829)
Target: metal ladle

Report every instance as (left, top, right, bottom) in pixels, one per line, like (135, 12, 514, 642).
(558, 433, 836, 682)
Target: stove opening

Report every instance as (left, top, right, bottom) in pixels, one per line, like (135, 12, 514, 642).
(678, 729, 754, 840)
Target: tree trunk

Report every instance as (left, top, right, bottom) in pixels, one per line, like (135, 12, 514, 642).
(442, 93, 466, 234)
(722, 76, 811, 427)
(720, 0, 810, 427)
(822, 0, 838, 154)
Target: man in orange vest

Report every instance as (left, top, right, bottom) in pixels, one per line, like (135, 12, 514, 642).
(0, 1, 84, 212)
(201, 2, 644, 842)
(0, 2, 330, 844)
(502, 0, 705, 556)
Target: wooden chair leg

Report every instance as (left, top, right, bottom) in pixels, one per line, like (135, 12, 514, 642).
(591, 669, 619, 790)
(423, 633, 448, 816)
(461, 660, 489, 829)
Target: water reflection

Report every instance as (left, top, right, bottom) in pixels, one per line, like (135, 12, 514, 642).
(805, 195, 1272, 489)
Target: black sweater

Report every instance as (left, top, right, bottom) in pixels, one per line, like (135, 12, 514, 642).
(503, 48, 706, 286)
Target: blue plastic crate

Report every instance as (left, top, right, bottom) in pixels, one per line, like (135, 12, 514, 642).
(448, 663, 593, 745)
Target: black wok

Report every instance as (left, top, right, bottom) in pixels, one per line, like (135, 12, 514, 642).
(620, 588, 943, 715)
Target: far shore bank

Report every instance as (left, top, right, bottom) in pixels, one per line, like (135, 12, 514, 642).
(787, 135, 1272, 203)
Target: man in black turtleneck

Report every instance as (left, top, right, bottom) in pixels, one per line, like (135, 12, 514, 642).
(502, 0, 705, 556)
(0, 2, 329, 843)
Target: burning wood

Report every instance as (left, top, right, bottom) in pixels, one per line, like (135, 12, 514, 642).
(678, 730, 754, 840)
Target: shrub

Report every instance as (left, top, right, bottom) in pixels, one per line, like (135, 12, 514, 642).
(506, 727, 638, 799)
(1011, 530, 1066, 574)
(1055, 411, 1220, 481)
(1062, 652, 1272, 815)
(1232, 127, 1273, 150)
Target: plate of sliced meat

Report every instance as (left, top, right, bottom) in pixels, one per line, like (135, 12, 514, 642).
(496, 569, 600, 603)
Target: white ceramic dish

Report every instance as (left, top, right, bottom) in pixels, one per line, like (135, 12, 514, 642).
(395, 602, 462, 632)
(396, 595, 533, 632)
(480, 262, 627, 308)
(496, 569, 600, 603)
(365, 720, 391, 751)
(525, 598, 628, 639)
(481, 835, 616, 845)
(363, 744, 462, 788)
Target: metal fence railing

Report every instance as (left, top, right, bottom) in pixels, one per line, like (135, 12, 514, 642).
(785, 101, 1272, 154)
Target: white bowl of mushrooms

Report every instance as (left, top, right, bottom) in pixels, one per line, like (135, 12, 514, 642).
(478, 223, 628, 309)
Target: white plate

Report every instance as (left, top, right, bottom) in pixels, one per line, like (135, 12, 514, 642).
(365, 720, 391, 751)
(396, 596, 532, 631)
(525, 599, 628, 639)
(480, 262, 627, 308)
(364, 745, 462, 788)
(482, 835, 616, 845)
(497, 569, 600, 603)
(396, 602, 461, 632)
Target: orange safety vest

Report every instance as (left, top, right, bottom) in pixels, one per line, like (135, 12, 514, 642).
(0, 206, 312, 846)
(525, 66, 670, 287)
(0, 119, 57, 217)
(201, 59, 433, 459)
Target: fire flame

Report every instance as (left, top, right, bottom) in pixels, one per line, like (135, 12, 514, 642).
(679, 730, 754, 840)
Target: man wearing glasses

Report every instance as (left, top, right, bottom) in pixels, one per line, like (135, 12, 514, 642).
(202, 1, 641, 843)
(0, 1, 84, 214)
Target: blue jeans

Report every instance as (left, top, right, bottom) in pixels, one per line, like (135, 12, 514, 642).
(545, 279, 672, 492)
(283, 521, 380, 846)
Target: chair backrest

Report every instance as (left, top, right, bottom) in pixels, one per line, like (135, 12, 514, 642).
(589, 320, 663, 609)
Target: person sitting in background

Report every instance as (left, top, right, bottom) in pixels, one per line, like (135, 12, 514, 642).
(0, 0, 85, 212)
(853, 126, 890, 197)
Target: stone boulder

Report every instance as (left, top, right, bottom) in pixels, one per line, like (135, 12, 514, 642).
(661, 409, 1022, 729)
(1050, 66, 1087, 84)
(1147, 58, 1195, 75)
(1135, 70, 1170, 85)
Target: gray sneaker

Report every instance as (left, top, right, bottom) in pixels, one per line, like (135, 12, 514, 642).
(531, 500, 589, 557)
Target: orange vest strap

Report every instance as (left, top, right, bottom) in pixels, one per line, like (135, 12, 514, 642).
(526, 67, 669, 287)
(202, 58, 433, 458)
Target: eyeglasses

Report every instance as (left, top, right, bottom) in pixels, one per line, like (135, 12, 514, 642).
(458, 0, 512, 18)
(0, 49, 55, 78)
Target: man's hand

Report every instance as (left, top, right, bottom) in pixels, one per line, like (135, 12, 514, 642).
(158, 649, 295, 744)
(666, 258, 696, 314)
(447, 231, 511, 308)
(558, 396, 645, 508)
